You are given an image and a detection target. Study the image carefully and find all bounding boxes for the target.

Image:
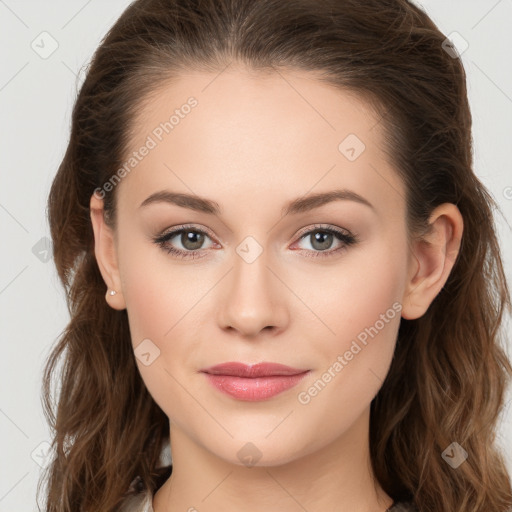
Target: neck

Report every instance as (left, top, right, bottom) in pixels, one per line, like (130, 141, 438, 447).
(153, 407, 393, 512)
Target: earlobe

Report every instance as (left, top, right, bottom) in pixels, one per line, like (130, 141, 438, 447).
(401, 203, 463, 320)
(89, 193, 126, 311)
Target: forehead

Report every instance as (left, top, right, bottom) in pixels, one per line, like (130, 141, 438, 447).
(117, 67, 405, 220)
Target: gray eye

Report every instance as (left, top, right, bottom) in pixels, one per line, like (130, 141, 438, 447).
(308, 231, 335, 251)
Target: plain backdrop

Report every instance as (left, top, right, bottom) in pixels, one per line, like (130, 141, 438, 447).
(1, 1, 511, 510)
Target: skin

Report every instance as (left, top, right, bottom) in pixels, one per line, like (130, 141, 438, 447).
(90, 66, 463, 512)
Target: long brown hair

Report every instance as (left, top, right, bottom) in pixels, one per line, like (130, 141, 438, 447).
(40, 0, 512, 510)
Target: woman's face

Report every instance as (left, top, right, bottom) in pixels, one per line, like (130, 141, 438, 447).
(105, 67, 416, 465)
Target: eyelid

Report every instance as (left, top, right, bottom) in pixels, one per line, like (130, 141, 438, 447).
(153, 223, 221, 255)
(293, 223, 353, 240)
(157, 223, 216, 240)
(153, 222, 357, 259)
(156, 223, 353, 243)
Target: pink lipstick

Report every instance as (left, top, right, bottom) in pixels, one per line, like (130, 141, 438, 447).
(200, 362, 310, 401)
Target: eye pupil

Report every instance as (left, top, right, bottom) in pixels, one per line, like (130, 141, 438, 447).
(311, 231, 333, 251)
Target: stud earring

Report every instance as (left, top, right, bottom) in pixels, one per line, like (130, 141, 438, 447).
(109, 290, 117, 296)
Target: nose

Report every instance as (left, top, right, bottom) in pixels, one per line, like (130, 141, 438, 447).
(217, 249, 289, 338)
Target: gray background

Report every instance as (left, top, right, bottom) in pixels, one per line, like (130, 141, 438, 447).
(1, 0, 511, 510)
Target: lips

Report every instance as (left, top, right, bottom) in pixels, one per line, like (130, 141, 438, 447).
(200, 362, 310, 401)
(200, 361, 308, 377)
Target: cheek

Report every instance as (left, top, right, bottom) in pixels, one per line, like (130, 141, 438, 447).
(295, 236, 407, 405)
(280, 240, 408, 459)
(117, 229, 193, 343)
(116, 231, 212, 407)
(304, 235, 407, 348)
(117, 236, 201, 420)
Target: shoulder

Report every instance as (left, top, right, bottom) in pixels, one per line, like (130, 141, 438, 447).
(117, 486, 154, 512)
(119, 464, 171, 511)
(390, 502, 419, 512)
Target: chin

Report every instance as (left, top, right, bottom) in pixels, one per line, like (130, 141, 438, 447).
(205, 431, 314, 469)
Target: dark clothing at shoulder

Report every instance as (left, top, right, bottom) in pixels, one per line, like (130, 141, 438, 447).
(390, 502, 419, 511)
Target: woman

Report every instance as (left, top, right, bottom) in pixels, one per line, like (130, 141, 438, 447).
(39, 0, 512, 511)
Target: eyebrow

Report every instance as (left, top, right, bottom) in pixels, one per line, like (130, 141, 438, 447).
(139, 189, 375, 216)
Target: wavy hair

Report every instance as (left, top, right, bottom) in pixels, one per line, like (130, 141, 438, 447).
(40, 0, 512, 510)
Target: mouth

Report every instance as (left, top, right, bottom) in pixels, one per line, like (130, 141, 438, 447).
(201, 361, 308, 377)
(200, 362, 310, 401)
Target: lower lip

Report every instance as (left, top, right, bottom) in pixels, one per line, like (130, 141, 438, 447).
(202, 372, 310, 401)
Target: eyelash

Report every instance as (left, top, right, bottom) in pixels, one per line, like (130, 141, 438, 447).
(152, 223, 358, 260)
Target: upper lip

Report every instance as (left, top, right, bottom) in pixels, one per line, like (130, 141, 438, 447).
(200, 362, 309, 378)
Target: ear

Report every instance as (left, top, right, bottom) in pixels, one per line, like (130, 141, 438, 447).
(401, 203, 463, 320)
(89, 193, 126, 310)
